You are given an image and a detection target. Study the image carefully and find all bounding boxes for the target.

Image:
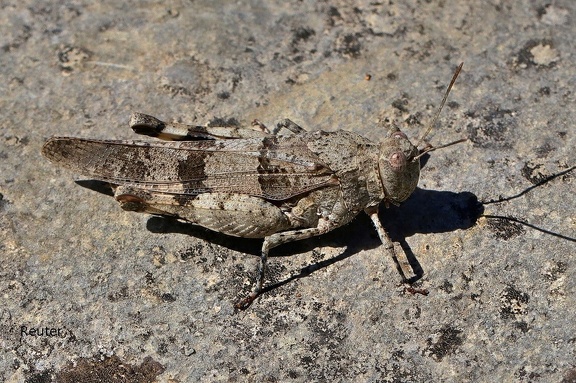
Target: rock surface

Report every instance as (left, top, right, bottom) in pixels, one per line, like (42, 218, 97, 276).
(1, 1, 575, 382)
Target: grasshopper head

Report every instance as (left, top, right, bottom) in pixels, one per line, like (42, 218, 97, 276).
(377, 62, 464, 206)
(378, 127, 420, 205)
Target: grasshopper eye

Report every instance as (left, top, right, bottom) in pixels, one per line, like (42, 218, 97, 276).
(389, 151, 406, 171)
(392, 131, 407, 140)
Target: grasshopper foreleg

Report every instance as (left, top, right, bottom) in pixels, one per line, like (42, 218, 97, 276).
(365, 206, 416, 281)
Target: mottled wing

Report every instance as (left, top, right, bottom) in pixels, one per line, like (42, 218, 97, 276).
(42, 136, 336, 200)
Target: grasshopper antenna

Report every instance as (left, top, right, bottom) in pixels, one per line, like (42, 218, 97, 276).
(412, 137, 468, 161)
(415, 62, 463, 148)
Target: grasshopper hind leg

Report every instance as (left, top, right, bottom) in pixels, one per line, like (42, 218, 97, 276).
(235, 217, 333, 310)
(129, 113, 270, 140)
(114, 187, 294, 237)
(112, 186, 312, 307)
(273, 118, 306, 135)
(129, 113, 306, 141)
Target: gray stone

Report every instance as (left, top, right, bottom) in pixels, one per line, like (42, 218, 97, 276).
(1, 1, 575, 382)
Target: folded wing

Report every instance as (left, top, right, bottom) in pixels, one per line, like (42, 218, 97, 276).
(42, 136, 336, 201)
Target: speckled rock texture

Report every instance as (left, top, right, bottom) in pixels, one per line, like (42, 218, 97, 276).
(1, 1, 575, 382)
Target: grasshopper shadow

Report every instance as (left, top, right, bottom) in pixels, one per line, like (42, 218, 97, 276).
(75, 179, 483, 286)
(144, 187, 483, 289)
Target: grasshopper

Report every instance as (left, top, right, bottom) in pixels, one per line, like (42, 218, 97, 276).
(42, 63, 464, 309)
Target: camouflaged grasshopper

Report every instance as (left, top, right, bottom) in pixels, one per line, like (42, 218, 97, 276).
(42, 63, 463, 309)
